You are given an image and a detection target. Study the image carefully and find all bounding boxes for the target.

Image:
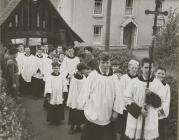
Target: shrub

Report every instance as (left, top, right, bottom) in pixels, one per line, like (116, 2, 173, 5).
(0, 80, 33, 140)
(166, 76, 178, 140)
(154, 12, 179, 74)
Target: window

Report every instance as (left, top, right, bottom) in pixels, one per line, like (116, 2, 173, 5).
(94, 0, 103, 14)
(93, 25, 103, 43)
(125, 0, 133, 15)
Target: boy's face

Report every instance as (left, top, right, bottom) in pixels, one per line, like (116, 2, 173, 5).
(18, 45, 24, 53)
(68, 49, 74, 57)
(53, 57, 59, 63)
(80, 69, 88, 75)
(25, 47, 30, 54)
(128, 65, 138, 76)
(85, 49, 91, 54)
(155, 69, 166, 81)
(52, 66, 60, 73)
(112, 65, 119, 72)
(59, 54, 65, 62)
(50, 50, 56, 56)
(142, 63, 154, 76)
(99, 60, 111, 73)
(37, 49, 42, 56)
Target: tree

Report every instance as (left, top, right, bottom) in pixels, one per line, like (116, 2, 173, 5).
(154, 11, 179, 74)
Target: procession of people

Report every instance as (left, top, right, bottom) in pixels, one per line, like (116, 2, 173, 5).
(2, 43, 171, 140)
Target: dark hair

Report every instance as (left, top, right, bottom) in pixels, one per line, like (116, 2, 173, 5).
(87, 59, 98, 70)
(36, 45, 42, 50)
(155, 66, 166, 73)
(9, 47, 18, 55)
(17, 43, 24, 47)
(53, 54, 59, 58)
(141, 57, 154, 66)
(84, 46, 93, 53)
(98, 52, 111, 61)
(24, 45, 30, 49)
(51, 62, 61, 67)
(111, 60, 119, 66)
(48, 47, 55, 54)
(77, 63, 89, 71)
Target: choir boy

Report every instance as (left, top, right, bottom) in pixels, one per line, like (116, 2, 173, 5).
(43, 47, 56, 82)
(60, 47, 80, 104)
(67, 63, 89, 134)
(45, 62, 67, 125)
(78, 52, 124, 140)
(32, 46, 46, 97)
(21, 46, 38, 95)
(155, 66, 170, 140)
(43, 47, 56, 107)
(124, 58, 164, 140)
(118, 59, 139, 139)
(58, 52, 65, 64)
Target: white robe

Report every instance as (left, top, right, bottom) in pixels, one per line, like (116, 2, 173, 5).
(158, 83, 170, 119)
(16, 52, 24, 74)
(60, 56, 80, 85)
(35, 56, 46, 76)
(45, 74, 67, 105)
(78, 70, 124, 126)
(43, 57, 53, 82)
(119, 74, 137, 110)
(21, 55, 38, 82)
(124, 77, 164, 140)
(67, 75, 86, 109)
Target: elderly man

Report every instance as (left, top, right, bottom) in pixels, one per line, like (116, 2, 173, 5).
(118, 59, 139, 140)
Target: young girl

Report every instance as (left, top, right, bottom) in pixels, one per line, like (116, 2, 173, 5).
(67, 63, 89, 134)
(45, 62, 67, 125)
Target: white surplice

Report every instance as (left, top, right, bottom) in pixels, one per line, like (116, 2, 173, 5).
(60, 56, 80, 84)
(78, 70, 124, 126)
(43, 57, 53, 82)
(158, 83, 170, 119)
(67, 74, 86, 109)
(45, 73, 67, 105)
(119, 73, 138, 110)
(35, 55, 46, 76)
(16, 52, 25, 74)
(124, 77, 164, 140)
(21, 54, 38, 82)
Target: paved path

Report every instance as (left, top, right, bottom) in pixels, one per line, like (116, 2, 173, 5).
(21, 95, 81, 140)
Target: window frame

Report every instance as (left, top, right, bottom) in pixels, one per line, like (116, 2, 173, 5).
(93, 25, 103, 43)
(94, 0, 103, 15)
(125, 0, 134, 16)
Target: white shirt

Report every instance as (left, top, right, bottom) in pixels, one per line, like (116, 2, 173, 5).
(78, 70, 124, 126)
